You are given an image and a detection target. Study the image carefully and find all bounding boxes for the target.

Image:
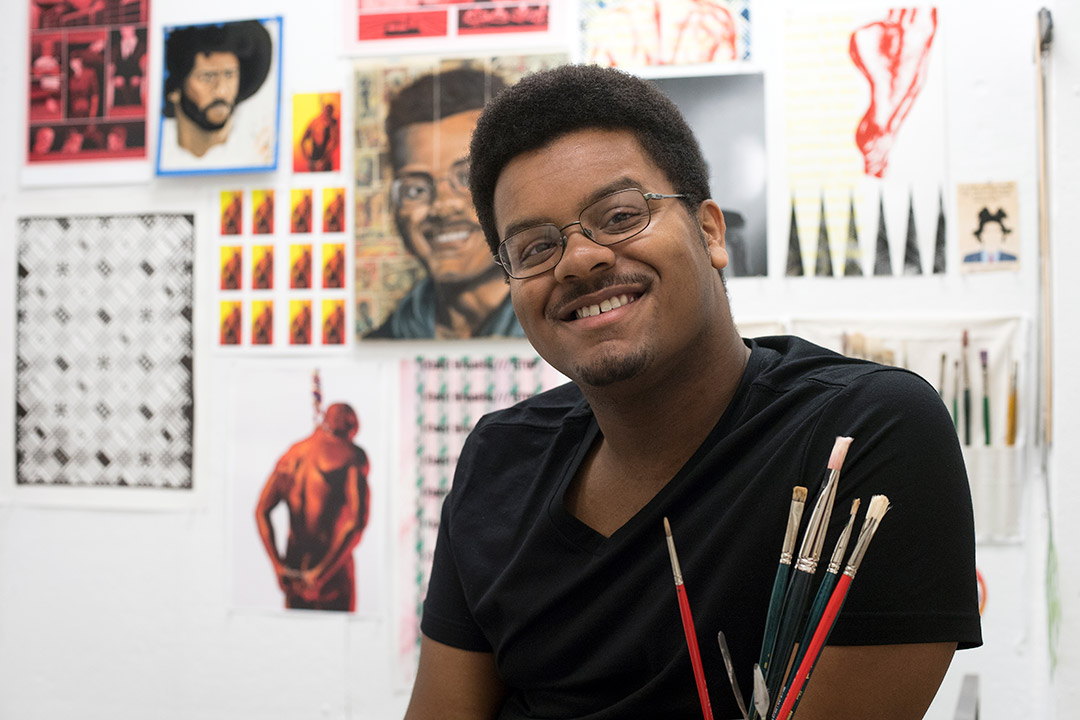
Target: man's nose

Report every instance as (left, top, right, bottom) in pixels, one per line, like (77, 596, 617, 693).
(553, 224, 615, 282)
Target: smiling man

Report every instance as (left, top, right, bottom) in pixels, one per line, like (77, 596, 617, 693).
(404, 65, 981, 720)
(365, 66, 523, 340)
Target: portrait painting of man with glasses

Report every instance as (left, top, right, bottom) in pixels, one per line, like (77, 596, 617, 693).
(157, 18, 281, 176)
(356, 57, 563, 340)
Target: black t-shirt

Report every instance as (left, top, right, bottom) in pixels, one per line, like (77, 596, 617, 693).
(423, 336, 982, 719)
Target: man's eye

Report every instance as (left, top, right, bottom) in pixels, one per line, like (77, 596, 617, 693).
(516, 235, 558, 265)
(597, 206, 647, 232)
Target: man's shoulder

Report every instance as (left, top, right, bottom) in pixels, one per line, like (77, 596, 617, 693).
(749, 334, 928, 395)
(475, 381, 587, 434)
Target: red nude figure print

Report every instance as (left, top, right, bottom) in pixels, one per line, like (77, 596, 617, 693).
(849, 8, 937, 178)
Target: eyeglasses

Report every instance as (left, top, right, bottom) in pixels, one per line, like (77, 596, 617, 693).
(391, 159, 471, 208)
(494, 188, 685, 279)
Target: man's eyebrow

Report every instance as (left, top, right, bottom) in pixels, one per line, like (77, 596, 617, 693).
(499, 176, 643, 240)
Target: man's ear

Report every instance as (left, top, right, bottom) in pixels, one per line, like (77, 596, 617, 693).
(166, 88, 180, 106)
(699, 199, 728, 271)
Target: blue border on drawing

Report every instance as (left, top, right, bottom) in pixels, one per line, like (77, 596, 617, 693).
(155, 16, 282, 177)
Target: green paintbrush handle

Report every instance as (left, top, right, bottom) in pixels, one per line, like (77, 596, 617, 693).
(781, 571, 839, 706)
(983, 396, 991, 445)
(963, 389, 971, 445)
(758, 563, 790, 672)
(765, 569, 814, 713)
(751, 563, 791, 720)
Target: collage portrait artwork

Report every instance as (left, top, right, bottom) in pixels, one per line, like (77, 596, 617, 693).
(783, 6, 947, 278)
(156, 17, 282, 176)
(352, 52, 565, 341)
(26, 0, 150, 165)
(16, 214, 194, 490)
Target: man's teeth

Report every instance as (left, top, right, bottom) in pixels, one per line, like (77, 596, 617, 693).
(575, 294, 634, 320)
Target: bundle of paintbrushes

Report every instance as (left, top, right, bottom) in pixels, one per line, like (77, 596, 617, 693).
(743, 436, 891, 720)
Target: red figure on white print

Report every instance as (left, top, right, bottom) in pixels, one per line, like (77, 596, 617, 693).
(589, 0, 737, 67)
(849, 8, 937, 178)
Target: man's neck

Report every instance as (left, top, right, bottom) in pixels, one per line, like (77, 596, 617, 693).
(174, 109, 232, 158)
(584, 326, 750, 480)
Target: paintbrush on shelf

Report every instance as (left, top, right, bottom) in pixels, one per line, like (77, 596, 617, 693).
(1006, 361, 1019, 446)
(962, 330, 971, 445)
(980, 350, 991, 445)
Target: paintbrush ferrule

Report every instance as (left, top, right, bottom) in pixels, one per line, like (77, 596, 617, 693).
(794, 557, 819, 574)
(664, 518, 684, 586)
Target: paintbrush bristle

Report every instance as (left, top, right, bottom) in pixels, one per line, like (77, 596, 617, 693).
(781, 487, 809, 559)
(866, 494, 890, 523)
(663, 516, 672, 537)
(843, 494, 890, 577)
(827, 436, 854, 471)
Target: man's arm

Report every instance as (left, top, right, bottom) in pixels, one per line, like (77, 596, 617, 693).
(303, 457, 371, 592)
(404, 634, 507, 720)
(784, 641, 955, 719)
(255, 461, 290, 588)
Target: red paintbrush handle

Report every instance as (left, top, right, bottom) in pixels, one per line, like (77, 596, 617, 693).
(676, 584, 714, 720)
(774, 574, 853, 720)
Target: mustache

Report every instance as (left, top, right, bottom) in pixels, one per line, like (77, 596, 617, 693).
(547, 272, 651, 320)
(201, 99, 233, 112)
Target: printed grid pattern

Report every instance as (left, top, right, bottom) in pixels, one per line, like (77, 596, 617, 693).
(16, 215, 195, 489)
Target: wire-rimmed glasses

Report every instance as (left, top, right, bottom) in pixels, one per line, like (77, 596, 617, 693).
(494, 188, 685, 279)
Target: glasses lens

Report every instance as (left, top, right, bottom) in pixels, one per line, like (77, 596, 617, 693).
(501, 225, 562, 278)
(581, 189, 651, 245)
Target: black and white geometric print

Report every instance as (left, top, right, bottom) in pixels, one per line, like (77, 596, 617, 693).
(16, 215, 195, 489)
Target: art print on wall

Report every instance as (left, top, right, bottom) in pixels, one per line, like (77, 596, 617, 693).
(353, 53, 565, 340)
(956, 181, 1020, 272)
(16, 215, 194, 494)
(229, 360, 390, 615)
(783, 7, 946, 277)
(582, 0, 751, 67)
(26, 0, 150, 168)
(651, 73, 767, 277)
(292, 92, 341, 173)
(217, 187, 351, 350)
(348, 0, 551, 50)
(394, 355, 566, 684)
(156, 17, 281, 176)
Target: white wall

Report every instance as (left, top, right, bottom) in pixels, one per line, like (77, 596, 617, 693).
(0, 1, 1071, 718)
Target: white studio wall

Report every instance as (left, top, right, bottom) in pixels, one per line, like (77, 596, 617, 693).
(0, 1, 1073, 718)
